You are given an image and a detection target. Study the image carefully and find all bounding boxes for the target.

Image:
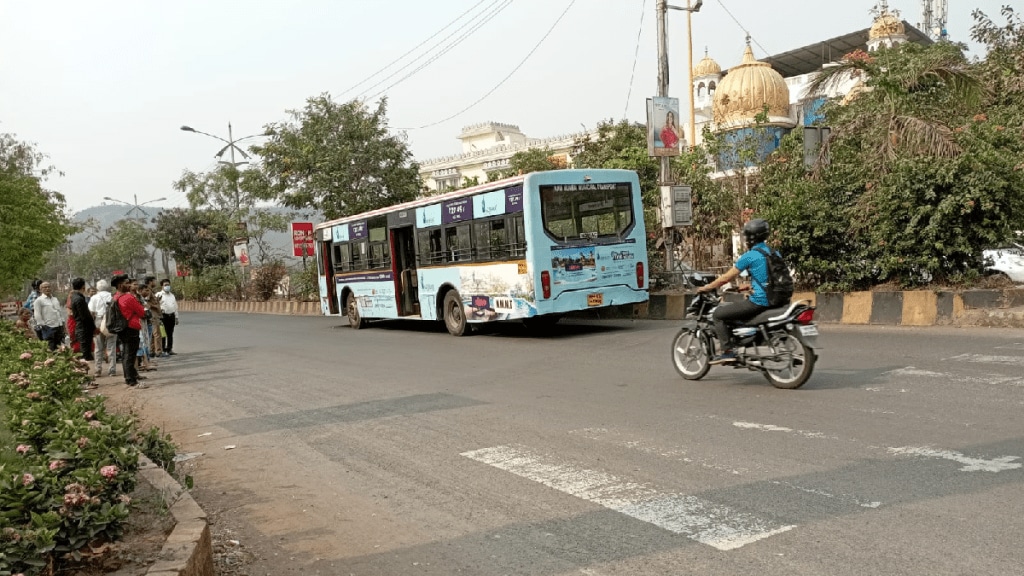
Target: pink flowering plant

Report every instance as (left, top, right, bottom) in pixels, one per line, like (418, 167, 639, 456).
(0, 321, 177, 575)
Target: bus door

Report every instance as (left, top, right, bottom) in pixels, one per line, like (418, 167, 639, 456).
(319, 237, 339, 314)
(391, 226, 419, 316)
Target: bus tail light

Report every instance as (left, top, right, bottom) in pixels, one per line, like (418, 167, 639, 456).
(541, 270, 551, 299)
(636, 262, 645, 289)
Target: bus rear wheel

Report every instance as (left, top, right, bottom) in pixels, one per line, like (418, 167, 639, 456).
(443, 291, 468, 336)
(347, 293, 366, 330)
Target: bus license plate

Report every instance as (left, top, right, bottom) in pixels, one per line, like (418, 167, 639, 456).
(799, 325, 818, 336)
(587, 293, 603, 307)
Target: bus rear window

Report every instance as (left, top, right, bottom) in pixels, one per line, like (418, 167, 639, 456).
(540, 183, 634, 243)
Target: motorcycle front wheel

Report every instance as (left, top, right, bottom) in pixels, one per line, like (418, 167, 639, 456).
(671, 328, 711, 380)
(762, 331, 815, 389)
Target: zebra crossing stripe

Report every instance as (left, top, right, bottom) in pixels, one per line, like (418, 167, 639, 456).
(461, 445, 794, 551)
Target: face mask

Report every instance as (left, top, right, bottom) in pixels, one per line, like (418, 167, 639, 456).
(162, 286, 171, 293)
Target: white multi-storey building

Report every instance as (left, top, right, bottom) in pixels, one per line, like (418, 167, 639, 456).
(418, 122, 587, 193)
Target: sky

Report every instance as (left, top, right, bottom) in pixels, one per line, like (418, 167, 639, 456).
(0, 0, 1007, 214)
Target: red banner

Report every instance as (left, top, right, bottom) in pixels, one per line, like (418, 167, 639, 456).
(291, 222, 315, 257)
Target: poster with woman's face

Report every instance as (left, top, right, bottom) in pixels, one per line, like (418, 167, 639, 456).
(647, 96, 682, 157)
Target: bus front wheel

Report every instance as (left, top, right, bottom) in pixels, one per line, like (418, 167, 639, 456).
(347, 293, 366, 330)
(443, 291, 468, 336)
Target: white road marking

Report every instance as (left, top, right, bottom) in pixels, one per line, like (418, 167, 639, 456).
(568, 428, 745, 475)
(885, 367, 947, 377)
(733, 421, 835, 440)
(461, 445, 794, 551)
(887, 446, 1022, 472)
(946, 353, 1024, 366)
(769, 480, 881, 508)
(994, 343, 1024, 350)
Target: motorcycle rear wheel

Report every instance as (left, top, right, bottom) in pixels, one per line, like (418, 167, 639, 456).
(671, 328, 711, 380)
(762, 331, 815, 389)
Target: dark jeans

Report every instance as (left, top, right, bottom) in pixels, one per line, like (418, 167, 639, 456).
(75, 325, 95, 361)
(161, 313, 176, 353)
(121, 328, 141, 385)
(42, 325, 65, 351)
(712, 299, 768, 351)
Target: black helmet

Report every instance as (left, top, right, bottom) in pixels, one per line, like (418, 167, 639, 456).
(742, 219, 770, 247)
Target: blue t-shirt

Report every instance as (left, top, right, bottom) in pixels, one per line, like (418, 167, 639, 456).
(735, 242, 772, 307)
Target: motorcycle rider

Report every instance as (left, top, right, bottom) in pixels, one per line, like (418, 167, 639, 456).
(696, 218, 775, 364)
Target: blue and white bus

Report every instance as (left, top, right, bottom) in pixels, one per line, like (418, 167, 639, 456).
(313, 169, 649, 335)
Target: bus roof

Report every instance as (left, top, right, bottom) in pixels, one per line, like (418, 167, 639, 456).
(314, 173, 528, 231)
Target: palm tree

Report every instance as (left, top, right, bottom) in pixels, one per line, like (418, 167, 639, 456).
(806, 42, 984, 165)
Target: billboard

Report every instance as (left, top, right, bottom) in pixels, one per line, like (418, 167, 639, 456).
(233, 242, 250, 267)
(647, 96, 683, 157)
(291, 222, 315, 257)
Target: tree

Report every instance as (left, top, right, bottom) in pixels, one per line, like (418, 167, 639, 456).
(252, 94, 420, 220)
(755, 38, 1024, 289)
(0, 133, 74, 295)
(152, 209, 232, 274)
(491, 147, 564, 180)
(807, 42, 983, 164)
(670, 144, 739, 270)
(572, 120, 659, 196)
(173, 163, 293, 266)
(173, 163, 248, 220)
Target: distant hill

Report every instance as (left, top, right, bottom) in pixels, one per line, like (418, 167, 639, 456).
(70, 204, 323, 275)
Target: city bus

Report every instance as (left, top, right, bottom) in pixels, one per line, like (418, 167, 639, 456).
(312, 169, 649, 335)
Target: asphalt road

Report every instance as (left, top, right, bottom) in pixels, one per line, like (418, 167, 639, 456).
(113, 313, 1024, 576)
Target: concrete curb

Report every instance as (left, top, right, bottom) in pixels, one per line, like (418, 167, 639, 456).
(178, 288, 1024, 328)
(136, 455, 214, 576)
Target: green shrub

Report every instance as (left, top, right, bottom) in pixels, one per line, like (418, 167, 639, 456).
(0, 321, 164, 575)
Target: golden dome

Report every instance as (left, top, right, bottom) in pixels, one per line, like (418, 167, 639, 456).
(712, 44, 792, 128)
(693, 54, 721, 77)
(869, 12, 905, 40)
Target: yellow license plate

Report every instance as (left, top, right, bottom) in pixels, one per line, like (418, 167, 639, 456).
(587, 293, 603, 307)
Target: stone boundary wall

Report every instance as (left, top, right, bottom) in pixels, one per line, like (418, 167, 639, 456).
(179, 289, 1024, 326)
(136, 455, 214, 576)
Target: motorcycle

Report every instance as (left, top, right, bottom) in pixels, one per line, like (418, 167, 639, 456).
(670, 274, 820, 389)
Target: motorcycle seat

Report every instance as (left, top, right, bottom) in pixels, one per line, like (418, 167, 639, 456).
(737, 303, 793, 327)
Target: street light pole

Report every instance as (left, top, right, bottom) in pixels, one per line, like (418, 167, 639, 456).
(103, 194, 167, 220)
(180, 123, 266, 295)
(180, 123, 264, 217)
(668, 0, 702, 149)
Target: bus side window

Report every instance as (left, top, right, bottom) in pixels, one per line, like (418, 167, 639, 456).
(446, 224, 471, 262)
(338, 243, 352, 271)
(428, 229, 443, 264)
(352, 241, 366, 270)
(511, 214, 526, 257)
(474, 218, 507, 261)
(333, 244, 344, 270)
(473, 221, 490, 261)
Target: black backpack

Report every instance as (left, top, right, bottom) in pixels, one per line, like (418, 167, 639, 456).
(751, 247, 794, 307)
(105, 295, 128, 335)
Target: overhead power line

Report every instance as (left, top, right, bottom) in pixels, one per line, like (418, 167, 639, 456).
(363, 0, 513, 101)
(339, 0, 492, 99)
(402, 0, 578, 130)
(623, 0, 648, 120)
(714, 0, 770, 57)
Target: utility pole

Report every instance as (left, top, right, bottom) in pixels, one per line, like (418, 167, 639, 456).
(656, 0, 674, 274)
(686, 0, 696, 150)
